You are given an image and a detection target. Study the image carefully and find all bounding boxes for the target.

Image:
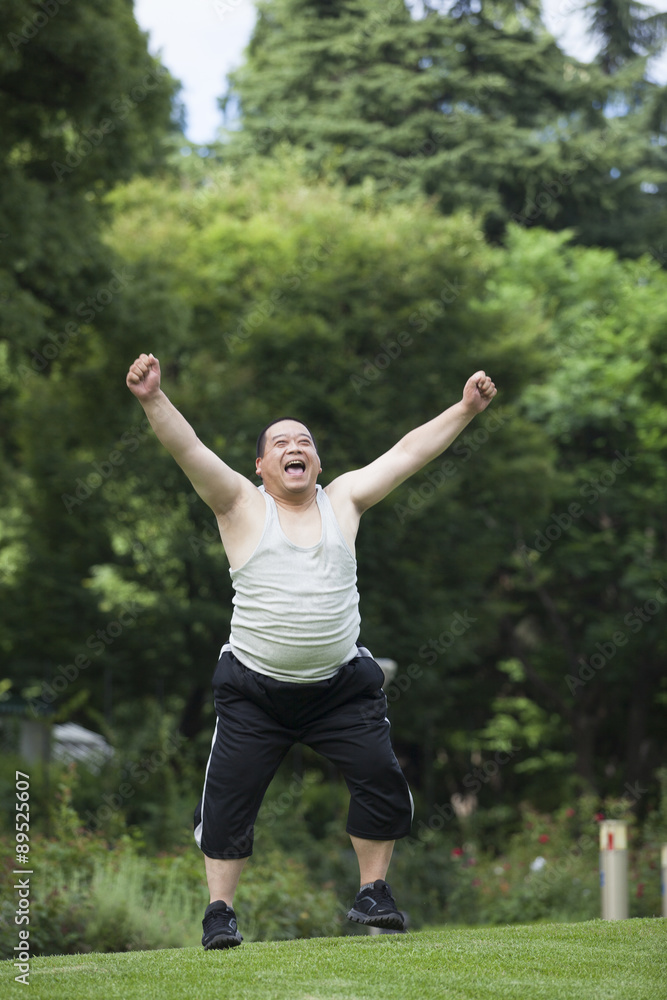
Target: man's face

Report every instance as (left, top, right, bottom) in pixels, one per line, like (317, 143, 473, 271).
(255, 420, 321, 494)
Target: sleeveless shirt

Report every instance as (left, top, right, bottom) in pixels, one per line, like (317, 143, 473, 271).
(228, 485, 361, 682)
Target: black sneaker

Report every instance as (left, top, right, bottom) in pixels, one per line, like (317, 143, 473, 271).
(201, 899, 243, 949)
(346, 879, 406, 931)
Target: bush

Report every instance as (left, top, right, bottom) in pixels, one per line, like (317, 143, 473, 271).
(389, 783, 667, 927)
(0, 834, 346, 957)
(3, 755, 664, 956)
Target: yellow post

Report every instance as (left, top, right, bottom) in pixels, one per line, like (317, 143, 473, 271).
(599, 820, 628, 920)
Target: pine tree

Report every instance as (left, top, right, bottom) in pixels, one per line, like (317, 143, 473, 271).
(223, 0, 667, 255)
(583, 0, 667, 73)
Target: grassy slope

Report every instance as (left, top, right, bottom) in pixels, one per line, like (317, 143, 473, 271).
(2, 921, 666, 1000)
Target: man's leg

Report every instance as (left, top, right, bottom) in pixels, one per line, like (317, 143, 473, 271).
(197, 650, 294, 948)
(202, 856, 247, 950)
(301, 653, 412, 929)
(349, 835, 395, 886)
(347, 834, 405, 930)
(205, 856, 247, 906)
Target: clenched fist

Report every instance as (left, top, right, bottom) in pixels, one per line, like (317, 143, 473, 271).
(126, 353, 161, 401)
(461, 370, 497, 414)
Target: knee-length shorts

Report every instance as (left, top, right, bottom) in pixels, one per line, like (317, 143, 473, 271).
(194, 644, 414, 859)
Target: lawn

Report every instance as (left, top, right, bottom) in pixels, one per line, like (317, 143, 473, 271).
(2, 920, 666, 1000)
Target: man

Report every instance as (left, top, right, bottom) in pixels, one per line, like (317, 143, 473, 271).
(126, 352, 497, 949)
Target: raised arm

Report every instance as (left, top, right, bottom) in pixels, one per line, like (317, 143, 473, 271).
(328, 371, 497, 515)
(126, 353, 252, 516)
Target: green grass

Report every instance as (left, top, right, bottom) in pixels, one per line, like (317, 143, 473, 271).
(2, 920, 666, 1000)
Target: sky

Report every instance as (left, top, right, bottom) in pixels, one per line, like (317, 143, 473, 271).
(133, 0, 667, 145)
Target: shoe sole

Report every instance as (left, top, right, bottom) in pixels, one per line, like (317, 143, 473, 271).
(346, 908, 406, 931)
(203, 932, 243, 950)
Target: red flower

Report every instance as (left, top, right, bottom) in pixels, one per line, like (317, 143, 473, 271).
(451, 847, 464, 858)
(471, 878, 481, 887)
(565, 807, 575, 818)
(594, 812, 605, 822)
(538, 834, 550, 843)
(636, 883, 645, 898)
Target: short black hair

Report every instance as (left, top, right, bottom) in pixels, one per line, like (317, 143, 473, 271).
(256, 417, 317, 458)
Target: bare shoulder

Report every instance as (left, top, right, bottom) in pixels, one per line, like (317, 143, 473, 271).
(214, 480, 267, 570)
(324, 474, 362, 551)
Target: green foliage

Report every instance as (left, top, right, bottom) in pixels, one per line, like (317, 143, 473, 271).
(392, 787, 667, 926)
(2, 778, 664, 960)
(0, 0, 181, 744)
(0, 0, 179, 364)
(584, 0, 667, 74)
(3, 148, 667, 819)
(224, 0, 667, 253)
(0, 837, 343, 957)
(496, 226, 667, 798)
(0, 762, 346, 958)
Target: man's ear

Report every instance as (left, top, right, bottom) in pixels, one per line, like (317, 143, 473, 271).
(255, 457, 263, 478)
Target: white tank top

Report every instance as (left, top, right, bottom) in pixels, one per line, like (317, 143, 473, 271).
(228, 485, 361, 682)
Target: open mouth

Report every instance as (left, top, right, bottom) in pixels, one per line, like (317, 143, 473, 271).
(284, 459, 306, 476)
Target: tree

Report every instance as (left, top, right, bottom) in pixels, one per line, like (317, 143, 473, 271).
(5, 144, 665, 826)
(485, 225, 667, 805)
(1, 153, 545, 789)
(584, 0, 667, 74)
(222, 0, 667, 256)
(101, 158, 667, 814)
(0, 0, 180, 374)
(0, 0, 179, 719)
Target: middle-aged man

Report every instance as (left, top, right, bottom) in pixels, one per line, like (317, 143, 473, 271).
(126, 352, 497, 948)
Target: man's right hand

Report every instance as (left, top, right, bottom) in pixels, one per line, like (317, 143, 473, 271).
(126, 353, 161, 401)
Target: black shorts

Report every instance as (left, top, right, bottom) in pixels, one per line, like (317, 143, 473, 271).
(194, 645, 413, 859)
